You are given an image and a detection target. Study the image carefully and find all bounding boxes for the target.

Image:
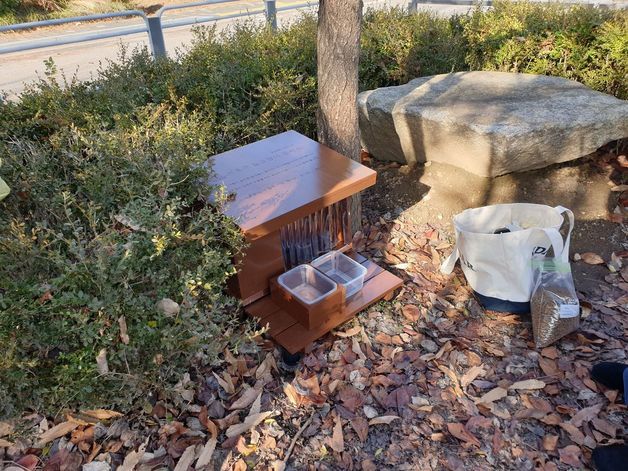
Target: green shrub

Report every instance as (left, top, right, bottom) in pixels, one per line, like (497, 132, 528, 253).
(463, 1, 628, 98)
(0, 97, 251, 416)
(176, 19, 318, 145)
(0, 0, 21, 14)
(360, 8, 467, 90)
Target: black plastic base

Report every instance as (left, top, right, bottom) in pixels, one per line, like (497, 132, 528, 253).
(591, 362, 628, 405)
(281, 348, 302, 367)
(473, 291, 531, 314)
(593, 444, 628, 471)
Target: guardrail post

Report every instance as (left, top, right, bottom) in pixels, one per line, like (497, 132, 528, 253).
(408, 0, 420, 12)
(146, 16, 167, 58)
(265, 0, 277, 30)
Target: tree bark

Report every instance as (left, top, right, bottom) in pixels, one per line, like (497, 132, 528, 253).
(317, 0, 363, 237)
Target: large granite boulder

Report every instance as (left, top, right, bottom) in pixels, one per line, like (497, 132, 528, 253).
(358, 72, 628, 177)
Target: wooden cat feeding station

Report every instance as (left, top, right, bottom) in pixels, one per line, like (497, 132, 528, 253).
(208, 131, 402, 356)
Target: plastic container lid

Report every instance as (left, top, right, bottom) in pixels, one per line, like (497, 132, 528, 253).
(311, 250, 367, 298)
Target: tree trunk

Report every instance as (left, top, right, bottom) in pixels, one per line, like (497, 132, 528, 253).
(317, 0, 363, 237)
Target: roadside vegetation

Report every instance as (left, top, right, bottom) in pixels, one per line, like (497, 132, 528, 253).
(0, 1, 197, 25)
(0, 1, 135, 25)
(0, 1, 626, 417)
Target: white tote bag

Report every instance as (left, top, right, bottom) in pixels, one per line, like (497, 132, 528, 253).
(441, 204, 574, 313)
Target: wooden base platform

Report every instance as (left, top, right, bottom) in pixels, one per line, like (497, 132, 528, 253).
(245, 253, 403, 354)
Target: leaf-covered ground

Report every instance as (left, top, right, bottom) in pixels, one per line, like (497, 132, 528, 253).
(1, 154, 627, 471)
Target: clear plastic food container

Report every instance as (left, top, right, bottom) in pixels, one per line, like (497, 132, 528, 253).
(278, 264, 338, 305)
(311, 250, 367, 298)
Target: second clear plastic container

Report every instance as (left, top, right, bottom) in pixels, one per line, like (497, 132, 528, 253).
(278, 264, 338, 305)
(311, 250, 367, 299)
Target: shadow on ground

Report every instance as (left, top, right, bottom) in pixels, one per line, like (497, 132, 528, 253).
(361, 141, 627, 296)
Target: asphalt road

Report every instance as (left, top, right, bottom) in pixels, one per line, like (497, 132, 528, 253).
(0, 0, 475, 100)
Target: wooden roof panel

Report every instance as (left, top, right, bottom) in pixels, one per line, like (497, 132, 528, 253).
(207, 131, 376, 238)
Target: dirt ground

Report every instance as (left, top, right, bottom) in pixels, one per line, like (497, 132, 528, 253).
(0, 145, 626, 471)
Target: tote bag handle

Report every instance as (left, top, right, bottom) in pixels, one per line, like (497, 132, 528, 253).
(553, 205, 574, 262)
(441, 205, 574, 274)
(441, 240, 459, 274)
(538, 206, 574, 263)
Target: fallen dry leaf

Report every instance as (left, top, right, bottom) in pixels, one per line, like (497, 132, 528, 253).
(36, 421, 78, 448)
(559, 423, 586, 446)
(559, 445, 582, 467)
(16, 454, 38, 471)
(460, 365, 485, 388)
(437, 364, 463, 397)
(591, 418, 617, 437)
(570, 403, 603, 427)
(401, 304, 420, 322)
(351, 417, 369, 442)
(351, 337, 367, 361)
(538, 357, 559, 377)
(174, 444, 197, 471)
(248, 391, 262, 416)
(80, 409, 123, 420)
(233, 459, 247, 471)
(214, 371, 235, 395)
(0, 439, 13, 447)
(475, 387, 508, 405)
(256, 352, 278, 381)
(118, 316, 129, 345)
(580, 252, 604, 265)
(283, 382, 302, 407)
(0, 422, 14, 437)
(330, 416, 344, 453)
(117, 442, 146, 471)
(195, 438, 217, 469)
(542, 435, 558, 451)
(509, 379, 545, 390)
(540, 346, 559, 359)
(229, 386, 262, 410)
(214, 411, 242, 431)
(96, 349, 109, 375)
(226, 411, 273, 438)
(368, 415, 401, 426)
(335, 325, 362, 337)
(41, 449, 82, 471)
(447, 422, 480, 447)
(296, 374, 321, 396)
(70, 426, 94, 445)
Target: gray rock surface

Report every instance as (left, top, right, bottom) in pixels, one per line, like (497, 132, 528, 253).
(358, 72, 628, 177)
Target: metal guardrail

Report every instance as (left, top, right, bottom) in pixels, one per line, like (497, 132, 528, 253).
(1, 0, 624, 57)
(0, 0, 293, 57)
(0, 10, 149, 55)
